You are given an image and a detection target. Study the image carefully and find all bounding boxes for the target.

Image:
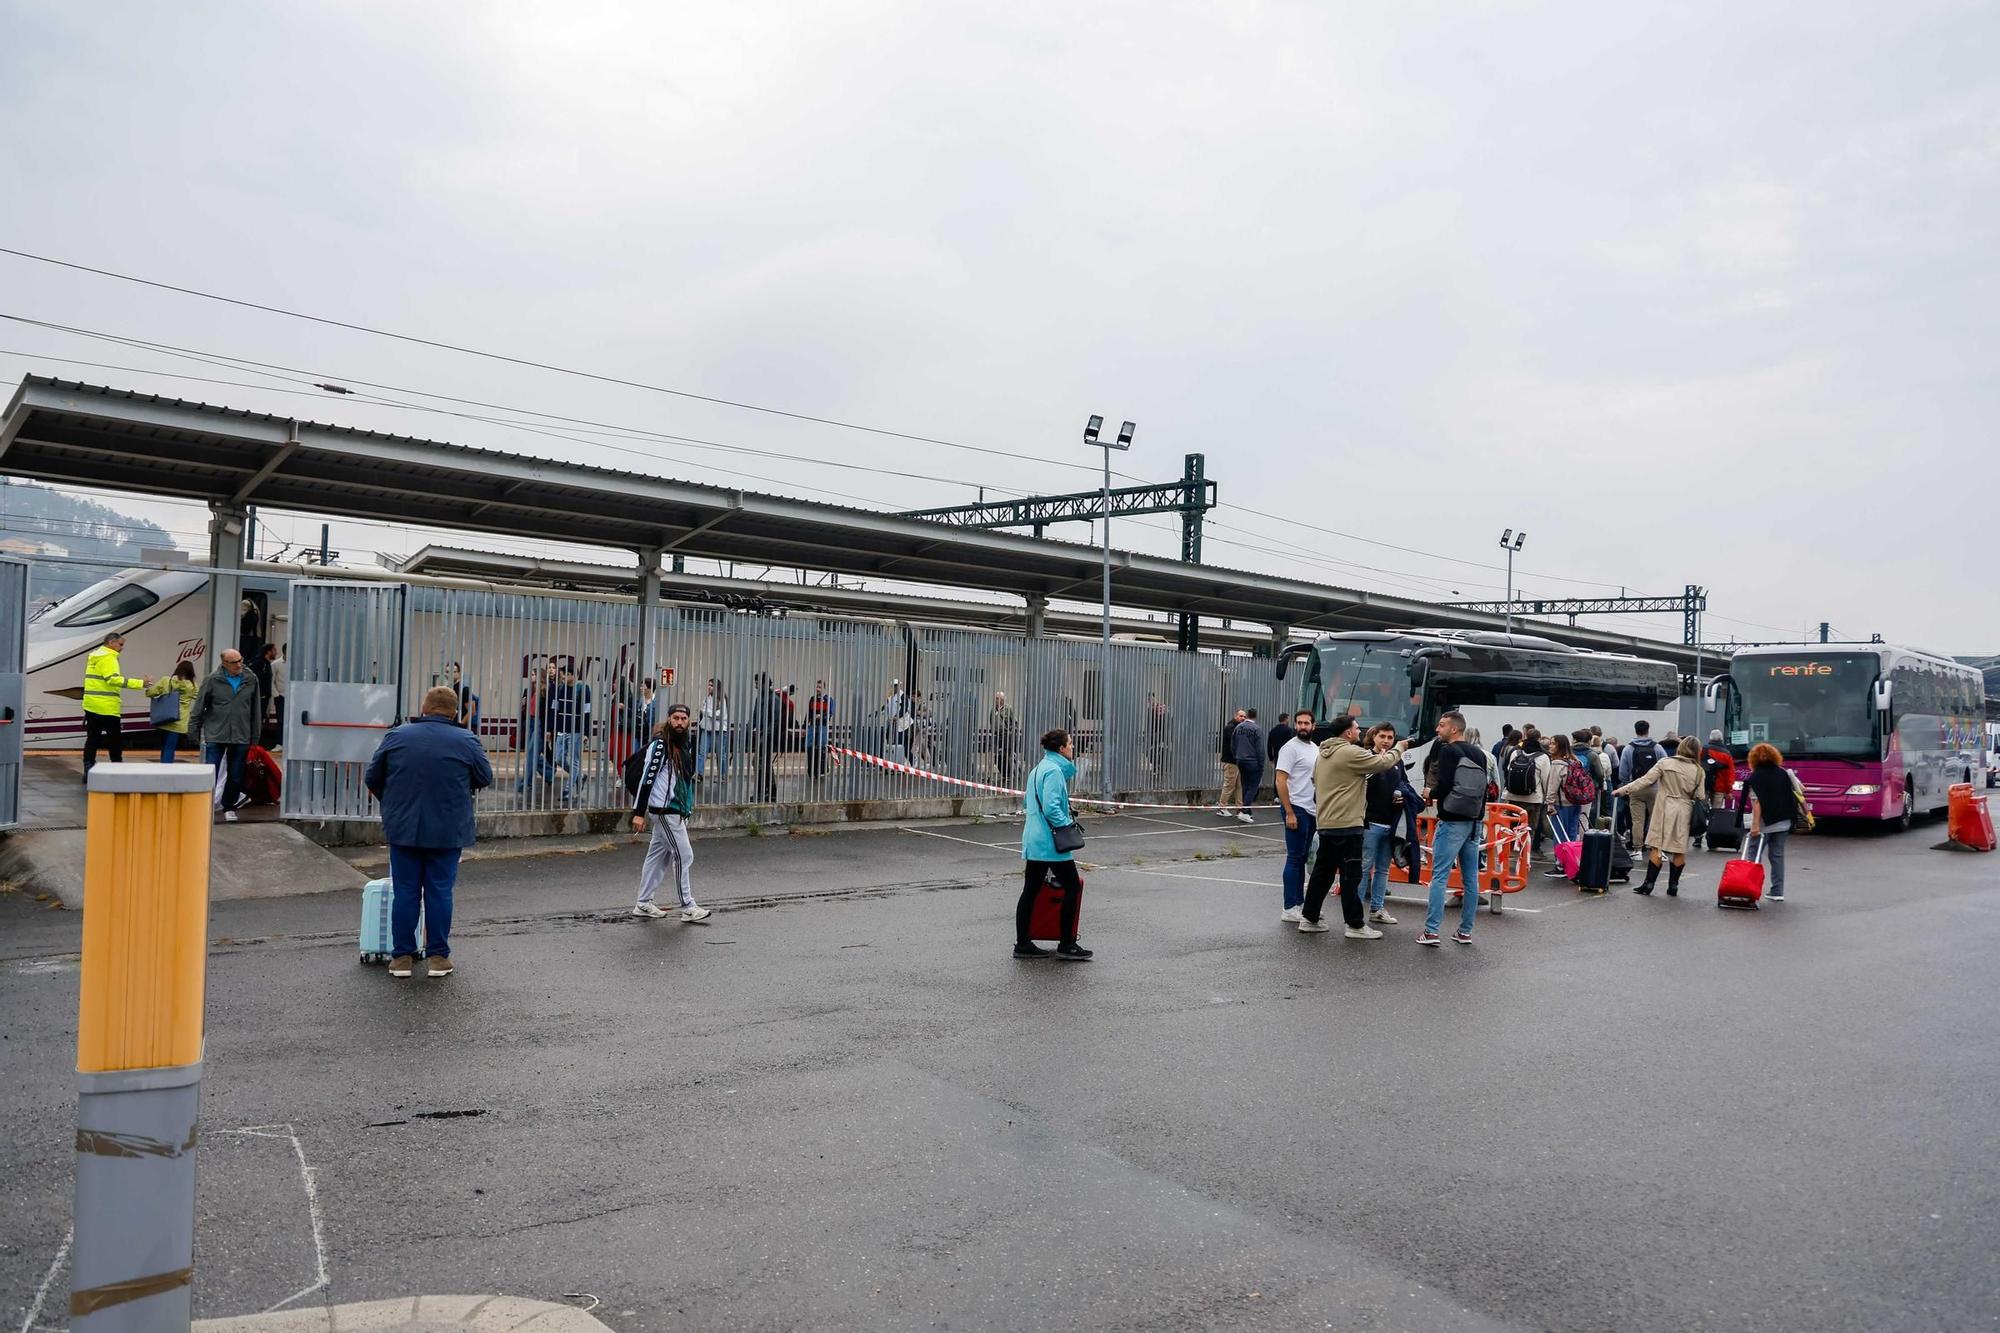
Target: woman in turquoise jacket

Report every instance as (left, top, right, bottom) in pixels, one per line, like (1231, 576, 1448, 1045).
(1016, 728, 1092, 961)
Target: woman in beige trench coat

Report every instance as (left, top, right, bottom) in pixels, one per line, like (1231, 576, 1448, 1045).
(1614, 735, 1706, 897)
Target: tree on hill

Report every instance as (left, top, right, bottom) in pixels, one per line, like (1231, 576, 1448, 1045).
(0, 480, 177, 605)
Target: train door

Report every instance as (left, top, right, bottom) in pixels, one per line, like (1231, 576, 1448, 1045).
(0, 559, 26, 828)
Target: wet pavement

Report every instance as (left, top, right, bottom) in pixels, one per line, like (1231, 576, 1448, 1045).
(2, 810, 1995, 1331)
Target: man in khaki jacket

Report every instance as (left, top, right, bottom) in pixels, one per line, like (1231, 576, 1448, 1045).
(1300, 714, 1416, 937)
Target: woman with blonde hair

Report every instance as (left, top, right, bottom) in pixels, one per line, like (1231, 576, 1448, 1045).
(1614, 735, 1706, 896)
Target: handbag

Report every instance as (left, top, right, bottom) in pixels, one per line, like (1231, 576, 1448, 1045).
(1034, 769, 1085, 853)
(1690, 798, 1712, 839)
(149, 689, 182, 727)
(1788, 771, 1816, 833)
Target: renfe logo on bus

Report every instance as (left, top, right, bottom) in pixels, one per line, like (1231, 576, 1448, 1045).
(1768, 662, 1834, 677)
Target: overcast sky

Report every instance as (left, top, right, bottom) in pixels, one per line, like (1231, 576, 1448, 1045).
(1, 1, 1993, 649)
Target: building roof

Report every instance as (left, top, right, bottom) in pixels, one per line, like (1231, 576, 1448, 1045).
(0, 376, 1708, 669)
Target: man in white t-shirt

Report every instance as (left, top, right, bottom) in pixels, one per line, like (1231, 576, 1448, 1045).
(1273, 708, 1321, 924)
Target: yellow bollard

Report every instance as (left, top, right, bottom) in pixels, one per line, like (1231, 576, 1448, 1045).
(72, 762, 213, 1333)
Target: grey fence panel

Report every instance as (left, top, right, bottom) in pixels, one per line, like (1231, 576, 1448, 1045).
(282, 581, 409, 821)
(0, 558, 26, 829)
(283, 577, 1298, 822)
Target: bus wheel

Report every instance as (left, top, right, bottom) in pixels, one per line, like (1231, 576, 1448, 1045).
(1895, 792, 1914, 834)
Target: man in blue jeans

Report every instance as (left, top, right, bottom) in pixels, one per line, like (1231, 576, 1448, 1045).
(1419, 710, 1488, 946)
(1273, 709, 1320, 923)
(366, 686, 493, 979)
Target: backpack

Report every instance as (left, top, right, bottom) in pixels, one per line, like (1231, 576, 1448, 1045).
(622, 741, 653, 799)
(1438, 747, 1489, 820)
(1628, 739, 1661, 782)
(1504, 745, 1539, 796)
(1560, 755, 1597, 807)
(242, 745, 282, 806)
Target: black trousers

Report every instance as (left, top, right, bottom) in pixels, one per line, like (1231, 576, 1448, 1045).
(83, 713, 123, 772)
(1017, 860, 1082, 946)
(1302, 827, 1366, 928)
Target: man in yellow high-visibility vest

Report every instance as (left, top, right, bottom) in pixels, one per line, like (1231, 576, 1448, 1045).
(82, 631, 149, 774)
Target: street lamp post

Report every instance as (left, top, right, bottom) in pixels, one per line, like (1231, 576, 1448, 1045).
(1084, 415, 1135, 804)
(1498, 528, 1526, 633)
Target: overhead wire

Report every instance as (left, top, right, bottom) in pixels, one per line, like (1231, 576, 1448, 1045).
(0, 246, 1118, 480)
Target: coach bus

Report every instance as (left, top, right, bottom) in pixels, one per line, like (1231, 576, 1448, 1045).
(1276, 628, 1682, 779)
(1704, 644, 1985, 830)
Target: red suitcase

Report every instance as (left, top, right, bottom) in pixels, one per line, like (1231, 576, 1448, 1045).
(1029, 867, 1084, 942)
(1717, 836, 1766, 910)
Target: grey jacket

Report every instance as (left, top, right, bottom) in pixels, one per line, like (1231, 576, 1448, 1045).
(189, 669, 262, 746)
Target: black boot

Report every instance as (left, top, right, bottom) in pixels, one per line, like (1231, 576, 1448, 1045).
(1636, 861, 1660, 895)
(1667, 862, 1684, 897)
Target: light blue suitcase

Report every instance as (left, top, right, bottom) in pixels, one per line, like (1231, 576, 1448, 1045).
(359, 877, 424, 963)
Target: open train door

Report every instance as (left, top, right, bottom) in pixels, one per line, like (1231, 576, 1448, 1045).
(0, 558, 26, 829)
(281, 581, 409, 822)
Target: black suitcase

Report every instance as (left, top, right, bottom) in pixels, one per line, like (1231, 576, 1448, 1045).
(1609, 837, 1635, 883)
(1575, 829, 1613, 891)
(1705, 803, 1745, 852)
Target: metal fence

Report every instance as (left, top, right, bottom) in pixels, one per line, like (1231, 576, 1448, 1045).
(282, 579, 1291, 822)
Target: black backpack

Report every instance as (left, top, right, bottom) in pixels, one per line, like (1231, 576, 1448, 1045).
(1503, 745, 1539, 797)
(1628, 740, 1662, 783)
(1439, 746, 1489, 819)
(622, 742, 653, 799)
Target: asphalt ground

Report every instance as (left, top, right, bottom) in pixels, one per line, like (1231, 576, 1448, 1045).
(2, 808, 1996, 1332)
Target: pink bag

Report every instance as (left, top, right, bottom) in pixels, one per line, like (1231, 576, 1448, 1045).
(1553, 839, 1583, 881)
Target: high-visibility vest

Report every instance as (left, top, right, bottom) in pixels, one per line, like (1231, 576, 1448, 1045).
(82, 646, 142, 717)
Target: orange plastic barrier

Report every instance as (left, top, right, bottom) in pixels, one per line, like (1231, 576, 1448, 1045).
(1393, 803, 1532, 909)
(1948, 783, 1996, 852)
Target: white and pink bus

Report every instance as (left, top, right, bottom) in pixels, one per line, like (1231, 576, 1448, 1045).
(1706, 644, 1986, 830)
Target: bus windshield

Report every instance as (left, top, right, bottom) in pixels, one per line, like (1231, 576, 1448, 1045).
(1730, 653, 1880, 759)
(1316, 640, 1420, 735)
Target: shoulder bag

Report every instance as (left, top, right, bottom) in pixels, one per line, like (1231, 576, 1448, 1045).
(1035, 770, 1086, 853)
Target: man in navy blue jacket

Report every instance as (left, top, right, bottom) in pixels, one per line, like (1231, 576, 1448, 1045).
(366, 686, 493, 979)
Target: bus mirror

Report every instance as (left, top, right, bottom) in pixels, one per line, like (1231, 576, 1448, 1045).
(1702, 681, 1721, 713)
(1274, 641, 1311, 682)
(1873, 680, 1893, 712)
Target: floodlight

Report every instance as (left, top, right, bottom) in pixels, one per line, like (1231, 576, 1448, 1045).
(1083, 415, 1103, 443)
(1116, 420, 1136, 448)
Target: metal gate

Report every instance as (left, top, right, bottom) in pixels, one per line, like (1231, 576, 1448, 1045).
(282, 581, 409, 821)
(0, 558, 26, 829)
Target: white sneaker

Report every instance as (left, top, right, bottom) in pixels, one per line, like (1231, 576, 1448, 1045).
(631, 903, 669, 919)
(1237, 812, 1254, 824)
(1280, 907, 1304, 924)
(679, 905, 712, 923)
(1369, 909, 1398, 925)
(222, 810, 239, 823)
(1215, 808, 1234, 819)
(1297, 917, 1330, 933)
(1344, 924, 1385, 940)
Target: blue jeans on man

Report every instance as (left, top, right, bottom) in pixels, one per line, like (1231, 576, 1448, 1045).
(515, 720, 556, 792)
(1362, 823, 1396, 912)
(389, 844, 460, 959)
(205, 742, 248, 810)
(1426, 817, 1482, 937)
(1281, 803, 1317, 911)
(1237, 761, 1264, 808)
(552, 731, 582, 798)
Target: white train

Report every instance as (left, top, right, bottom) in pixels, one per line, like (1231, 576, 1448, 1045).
(23, 567, 288, 750)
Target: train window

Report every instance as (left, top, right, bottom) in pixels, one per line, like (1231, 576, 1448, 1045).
(56, 582, 159, 628)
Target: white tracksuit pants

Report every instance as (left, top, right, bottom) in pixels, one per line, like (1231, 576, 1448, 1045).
(636, 813, 696, 909)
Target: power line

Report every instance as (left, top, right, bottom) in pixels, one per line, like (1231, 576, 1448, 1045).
(0, 246, 1114, 480)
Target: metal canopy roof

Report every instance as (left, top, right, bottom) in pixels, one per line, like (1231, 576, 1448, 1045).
(391, 544, 1277, 651)
(0, 376, 1707, 670)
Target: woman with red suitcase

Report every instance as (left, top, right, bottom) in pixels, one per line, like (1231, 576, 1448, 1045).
(1016, 728, 1092, 961)
(1742, 743, 1801, 902)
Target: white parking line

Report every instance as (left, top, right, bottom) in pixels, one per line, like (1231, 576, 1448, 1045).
(215, 1125, 330, 1313)
(17, 1225, 69, 1333)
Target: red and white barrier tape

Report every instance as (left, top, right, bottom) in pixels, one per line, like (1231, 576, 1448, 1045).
(828, 746, 1282, 811)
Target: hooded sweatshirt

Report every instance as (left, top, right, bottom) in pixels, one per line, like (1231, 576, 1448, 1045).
(1312, 735, 1413, 831)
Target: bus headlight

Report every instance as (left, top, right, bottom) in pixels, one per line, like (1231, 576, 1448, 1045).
(1731, 780, 1743, 792)
(1845, 783, 1880, 796)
